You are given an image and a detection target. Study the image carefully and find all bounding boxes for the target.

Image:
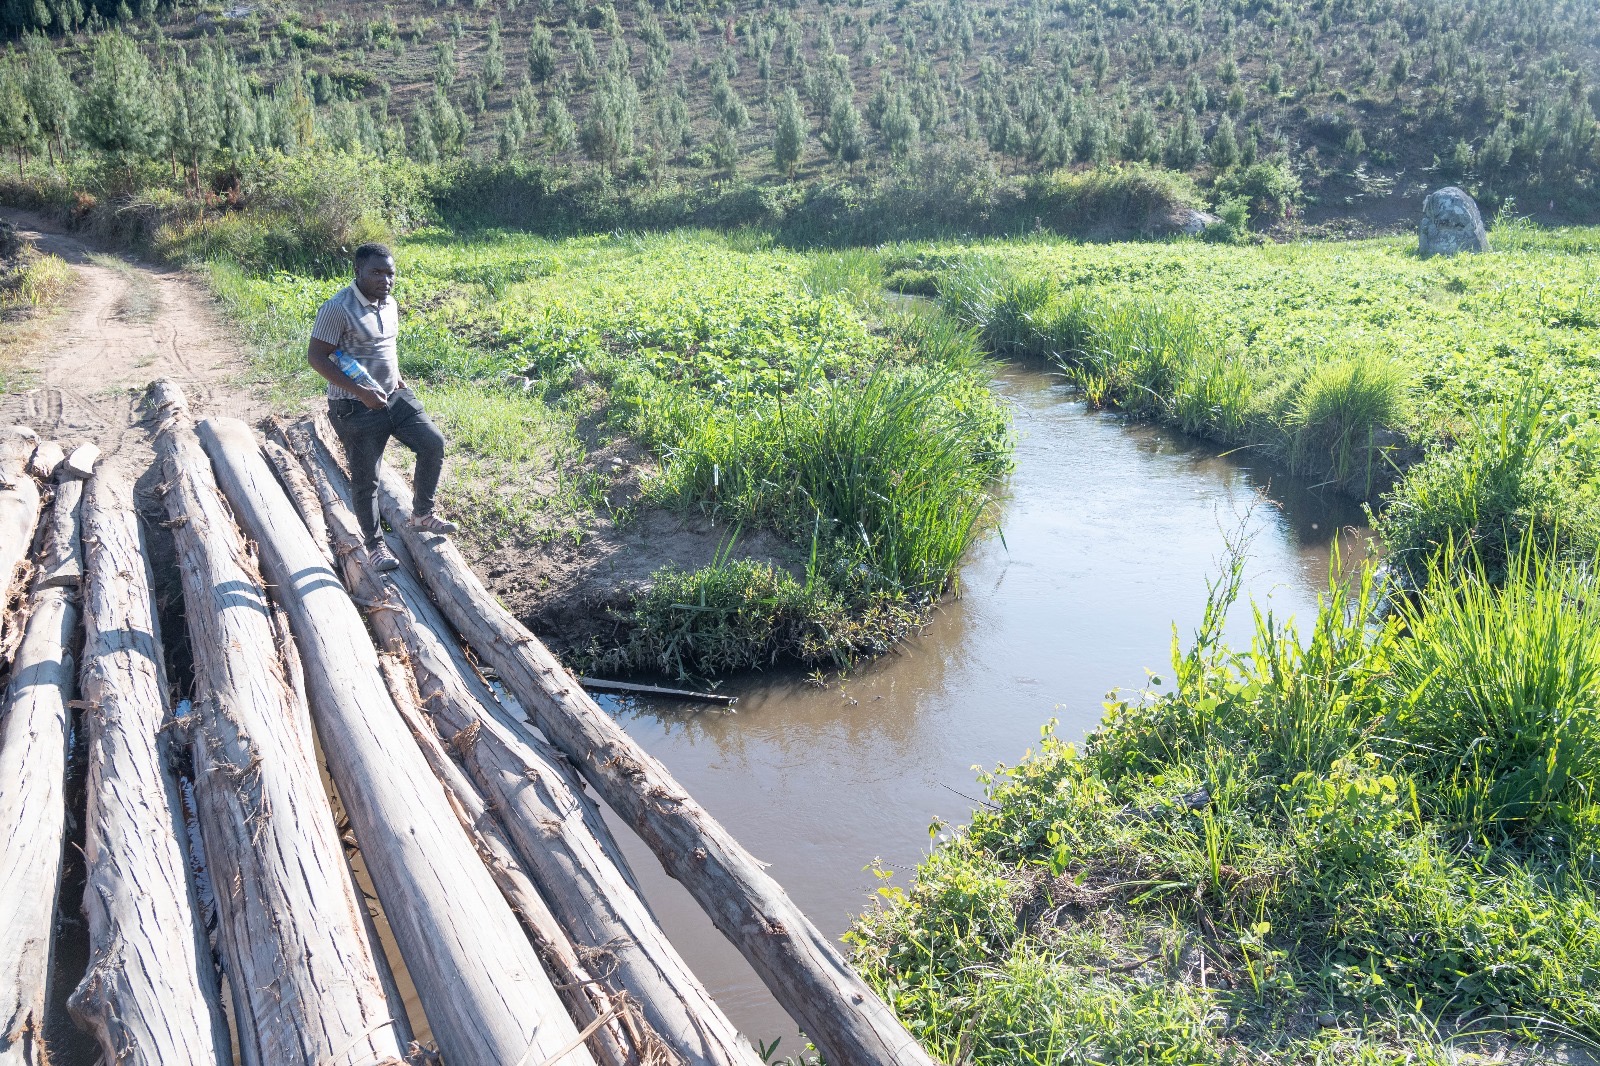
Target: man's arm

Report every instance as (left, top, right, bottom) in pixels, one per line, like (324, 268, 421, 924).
(308, 338, 387, 411)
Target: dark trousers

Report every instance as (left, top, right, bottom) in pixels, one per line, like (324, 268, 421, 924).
(328, 388, 446, 547)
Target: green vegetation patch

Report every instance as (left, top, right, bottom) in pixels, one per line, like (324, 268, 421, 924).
(851, 548, 1600, 1063)
(902, 223, 1600, 567)
(212, 229, 1010, 675)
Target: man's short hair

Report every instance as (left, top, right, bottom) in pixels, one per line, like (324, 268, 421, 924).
(354, 243, 393, 271)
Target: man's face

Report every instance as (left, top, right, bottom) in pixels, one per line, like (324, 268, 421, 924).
(356, 255, 396, 303)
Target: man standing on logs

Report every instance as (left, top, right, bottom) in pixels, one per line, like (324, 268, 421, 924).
(308, 243, 456, 572)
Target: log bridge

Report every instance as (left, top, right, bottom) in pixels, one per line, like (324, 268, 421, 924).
(0, 381, 935, 1066)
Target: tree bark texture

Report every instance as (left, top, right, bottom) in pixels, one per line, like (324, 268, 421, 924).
(367, 462, 936, 1066)
(377, 654, 645, 1066)
(288, 420, 756, 1066)
(0, 430, 41, 621)
(36, 476, 84, 589)
(147, 380, 410, 1066)
(195, 415, 592, 1066)
(270, 424, 642, 1066)
(67, 469, 232, 1066)
(0, 490, 80, 1065)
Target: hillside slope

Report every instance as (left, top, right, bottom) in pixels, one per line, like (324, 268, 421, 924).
(2, 0, 1599, 234)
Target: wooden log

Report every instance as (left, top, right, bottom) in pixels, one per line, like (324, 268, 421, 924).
(147, 380, 410, 1066)
(0, 430, 41, 616)
(288, 422, 756, 1066)
(577, 677, 737, 705)
(67, 470, 231, 1065)
(36, 475, 84, 589)
(24, 442, 63, 482)
(270, 427, 640, 1066)
(195, 415, 592, 1066)
(261, 436, 335, 570)
(0, 491, 80, 1064)
(62, 444, 99, 481)
(377, 655, 643, 1066)
(366, 463, 937, 1066)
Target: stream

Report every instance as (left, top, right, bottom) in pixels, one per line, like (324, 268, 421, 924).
(593, 360, 1373, 1053)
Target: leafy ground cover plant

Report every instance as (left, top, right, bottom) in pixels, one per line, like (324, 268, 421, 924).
(902, 223, 1600, 540)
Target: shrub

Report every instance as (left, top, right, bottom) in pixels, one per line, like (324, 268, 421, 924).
(1029, 163, 1206, 236)
(1213, 158, 1302, 222)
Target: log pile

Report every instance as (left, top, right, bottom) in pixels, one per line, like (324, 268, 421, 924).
(282, 419, 758, 1066)
(150, 383, 411, 1066)
(0, 384, 934, 1066)
(0, 438, 82, 1065)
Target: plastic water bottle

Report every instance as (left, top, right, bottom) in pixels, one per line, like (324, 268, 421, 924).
(334, 351, 385, 399)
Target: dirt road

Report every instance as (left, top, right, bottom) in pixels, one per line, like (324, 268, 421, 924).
(0, 208, 267, 477)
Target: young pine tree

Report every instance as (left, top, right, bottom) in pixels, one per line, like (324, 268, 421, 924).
(773, 86, 805, 177)
(0, 59, 40, 175)
(1207, 114, 1239, 169)
(21, 35, 77, 167)
(820, 96, 865, 166)
(545, 96, 576, 152)
(79, 31, 164, 183)
(527, 24, 556, 82)
(484, 18, 506, 87)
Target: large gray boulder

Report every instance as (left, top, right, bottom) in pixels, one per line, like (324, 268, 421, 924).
(1418, 186, 1489, 257)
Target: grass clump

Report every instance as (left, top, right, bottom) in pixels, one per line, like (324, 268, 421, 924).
(1379, 386, 1600, 585)
(851, 545, 1600, 1063)
(0, 222, 75, 393)
(1285, 353, 1409, 492)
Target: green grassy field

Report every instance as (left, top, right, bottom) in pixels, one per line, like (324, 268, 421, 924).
(886, 218, 1600, 579)
(214, 228, 1009, 674)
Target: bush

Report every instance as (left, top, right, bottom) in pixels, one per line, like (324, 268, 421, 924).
(1213, 159, 1302, 222)
(1029, 163, 1206, 236)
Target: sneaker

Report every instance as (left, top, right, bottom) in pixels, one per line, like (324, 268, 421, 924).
(409, 511, 459, 535)
(368, 541, 401, 572)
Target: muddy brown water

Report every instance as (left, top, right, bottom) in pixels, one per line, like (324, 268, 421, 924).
(43, 361, 1371, 1062)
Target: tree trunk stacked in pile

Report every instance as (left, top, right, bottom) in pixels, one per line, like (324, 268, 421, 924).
(193, 412, 591, 1066)
(366, 451, 937, 1066)
(0, 433, 81, 1066)
(284, 418, 760, 1066)
(68, 469, 232, 1065)
(149, 382, 412, 1066)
